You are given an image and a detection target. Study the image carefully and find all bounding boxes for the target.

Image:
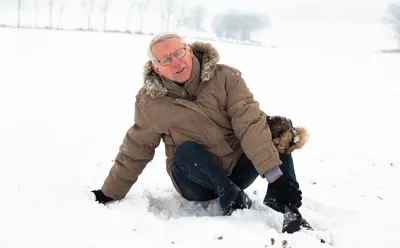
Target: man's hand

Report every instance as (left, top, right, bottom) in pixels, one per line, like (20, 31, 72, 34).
(268, 175, 302, 209)
(92, 190, 114, 204)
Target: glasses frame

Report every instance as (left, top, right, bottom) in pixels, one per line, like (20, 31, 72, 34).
(157, 46, 188, 66)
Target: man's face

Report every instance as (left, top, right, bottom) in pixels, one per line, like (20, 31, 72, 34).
(151, 38, 194, 83)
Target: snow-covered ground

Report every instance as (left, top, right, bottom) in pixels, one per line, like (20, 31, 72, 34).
(0, 27, 399, 248)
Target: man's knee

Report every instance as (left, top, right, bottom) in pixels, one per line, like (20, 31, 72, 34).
(173, 141, 206, 170)
(175, 141, 204, 157)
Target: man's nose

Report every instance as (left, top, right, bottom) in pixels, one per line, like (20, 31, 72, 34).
(170, 56, 181, 67)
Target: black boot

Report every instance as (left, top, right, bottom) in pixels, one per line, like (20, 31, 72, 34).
(223, 188, 252, 216)
(282, 206, 313, 233)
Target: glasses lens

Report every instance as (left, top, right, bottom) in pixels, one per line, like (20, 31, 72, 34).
(174, 48, 186, 59)
(158, 48, 186, 66)
(159, 56, 171, 66)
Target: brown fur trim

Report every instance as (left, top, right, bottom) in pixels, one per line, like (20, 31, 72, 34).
(142, 61, 168, 99)
(273, 131, 293, 154)
(141, 42, 220, 99)
(190, 42, 220, 82)
(267, 115, 293, 139)
(272, 127, 309, 154)
(285, 127, 309, 154)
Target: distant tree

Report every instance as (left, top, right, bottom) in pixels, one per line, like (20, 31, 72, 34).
(82, 0, 96, 30)
(34, 0, 39, 28)
(17, 0, 22, 28)
(385, 3, 400, 47)
(137, 0, 150, 33)
(162, 0, 174, 31)
(125, 1, 137, 32)
(48, 0, 54, 28)
(57, 0, 65, 30)
(179, 4, 206, 31)
(212, 12, 268, 41)
(160, 0, 184, 31)
(174, 2, 186, 29)
(190, 5, 206, 31)
(101, 0, 111, 32)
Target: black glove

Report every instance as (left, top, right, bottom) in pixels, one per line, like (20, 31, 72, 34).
(268, 175, 302, 211)
(92, 190, 114, 204)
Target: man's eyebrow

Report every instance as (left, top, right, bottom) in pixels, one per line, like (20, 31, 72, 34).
(159, 47, 183, 57)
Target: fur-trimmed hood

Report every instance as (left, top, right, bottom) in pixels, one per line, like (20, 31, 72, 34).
(142, 42, 220, 99)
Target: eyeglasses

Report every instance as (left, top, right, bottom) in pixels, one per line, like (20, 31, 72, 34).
(157, 47, 187, 66)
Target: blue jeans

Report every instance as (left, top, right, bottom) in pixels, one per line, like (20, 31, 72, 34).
(172, 141, 297, 208)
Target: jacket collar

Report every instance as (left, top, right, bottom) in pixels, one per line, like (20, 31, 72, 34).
(160, 55, 201, 99)
(142, 41, 220, 99)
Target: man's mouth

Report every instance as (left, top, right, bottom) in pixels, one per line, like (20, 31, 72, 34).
(176, 67, 185, 74)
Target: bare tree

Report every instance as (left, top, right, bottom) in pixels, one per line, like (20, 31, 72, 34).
(82, 0, 96, 30)
(175, 2, 186, 29)
(160, 8, 166, 32)
(17, 0, 22, 28)
(161, 0, 185, 31)
(48, 0, 54, 28)
(385, 3, 400, 47)
(57, 0, 65, 30)
(126, 0, 151, 33)
(190, 5, 206, 31)
(102, 0, 111, 32)
(126, 1, 137, 32)
(212, 12, 266, 41)
(34, 0, 39, 28)
(179, 4, 206, 31)
(137, 0, 150, 33)
(161, 0, 174, 31)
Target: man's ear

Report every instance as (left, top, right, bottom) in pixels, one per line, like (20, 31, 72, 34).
(151, 64, 162, 76)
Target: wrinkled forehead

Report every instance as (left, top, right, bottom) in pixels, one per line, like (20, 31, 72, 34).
(151, 38, 186, 59)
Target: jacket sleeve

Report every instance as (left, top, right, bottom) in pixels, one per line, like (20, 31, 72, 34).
(224, 66, 281, 176)
(101, 96, 162, 200)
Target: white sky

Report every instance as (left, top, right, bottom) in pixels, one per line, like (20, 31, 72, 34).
(203, 0, 392, 20)
(0, 0, 395, 33)
(0, 0, 392, 16)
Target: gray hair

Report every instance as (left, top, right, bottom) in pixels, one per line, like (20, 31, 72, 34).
(148, 32, 187, 63)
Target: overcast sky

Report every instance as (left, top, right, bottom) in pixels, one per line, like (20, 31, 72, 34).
(0, 0, 392, 18)
(0, 0, 394, 34)
(0, 0, 397, 49)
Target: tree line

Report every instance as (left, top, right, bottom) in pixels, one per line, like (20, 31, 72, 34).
(6, 0, 270, 42)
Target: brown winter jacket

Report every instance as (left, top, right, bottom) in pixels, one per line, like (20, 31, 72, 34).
(100, 42, 283, 200)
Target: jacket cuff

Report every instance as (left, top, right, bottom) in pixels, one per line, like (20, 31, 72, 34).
(264, 166, 283, 182)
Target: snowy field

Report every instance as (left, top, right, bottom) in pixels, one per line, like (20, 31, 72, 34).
(0, 27, 399, 248)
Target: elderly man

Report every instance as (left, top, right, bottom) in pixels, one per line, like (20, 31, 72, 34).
(92, 33, 310, 232)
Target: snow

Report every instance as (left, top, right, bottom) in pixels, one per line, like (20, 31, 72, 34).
(1, 26, 400, 248)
